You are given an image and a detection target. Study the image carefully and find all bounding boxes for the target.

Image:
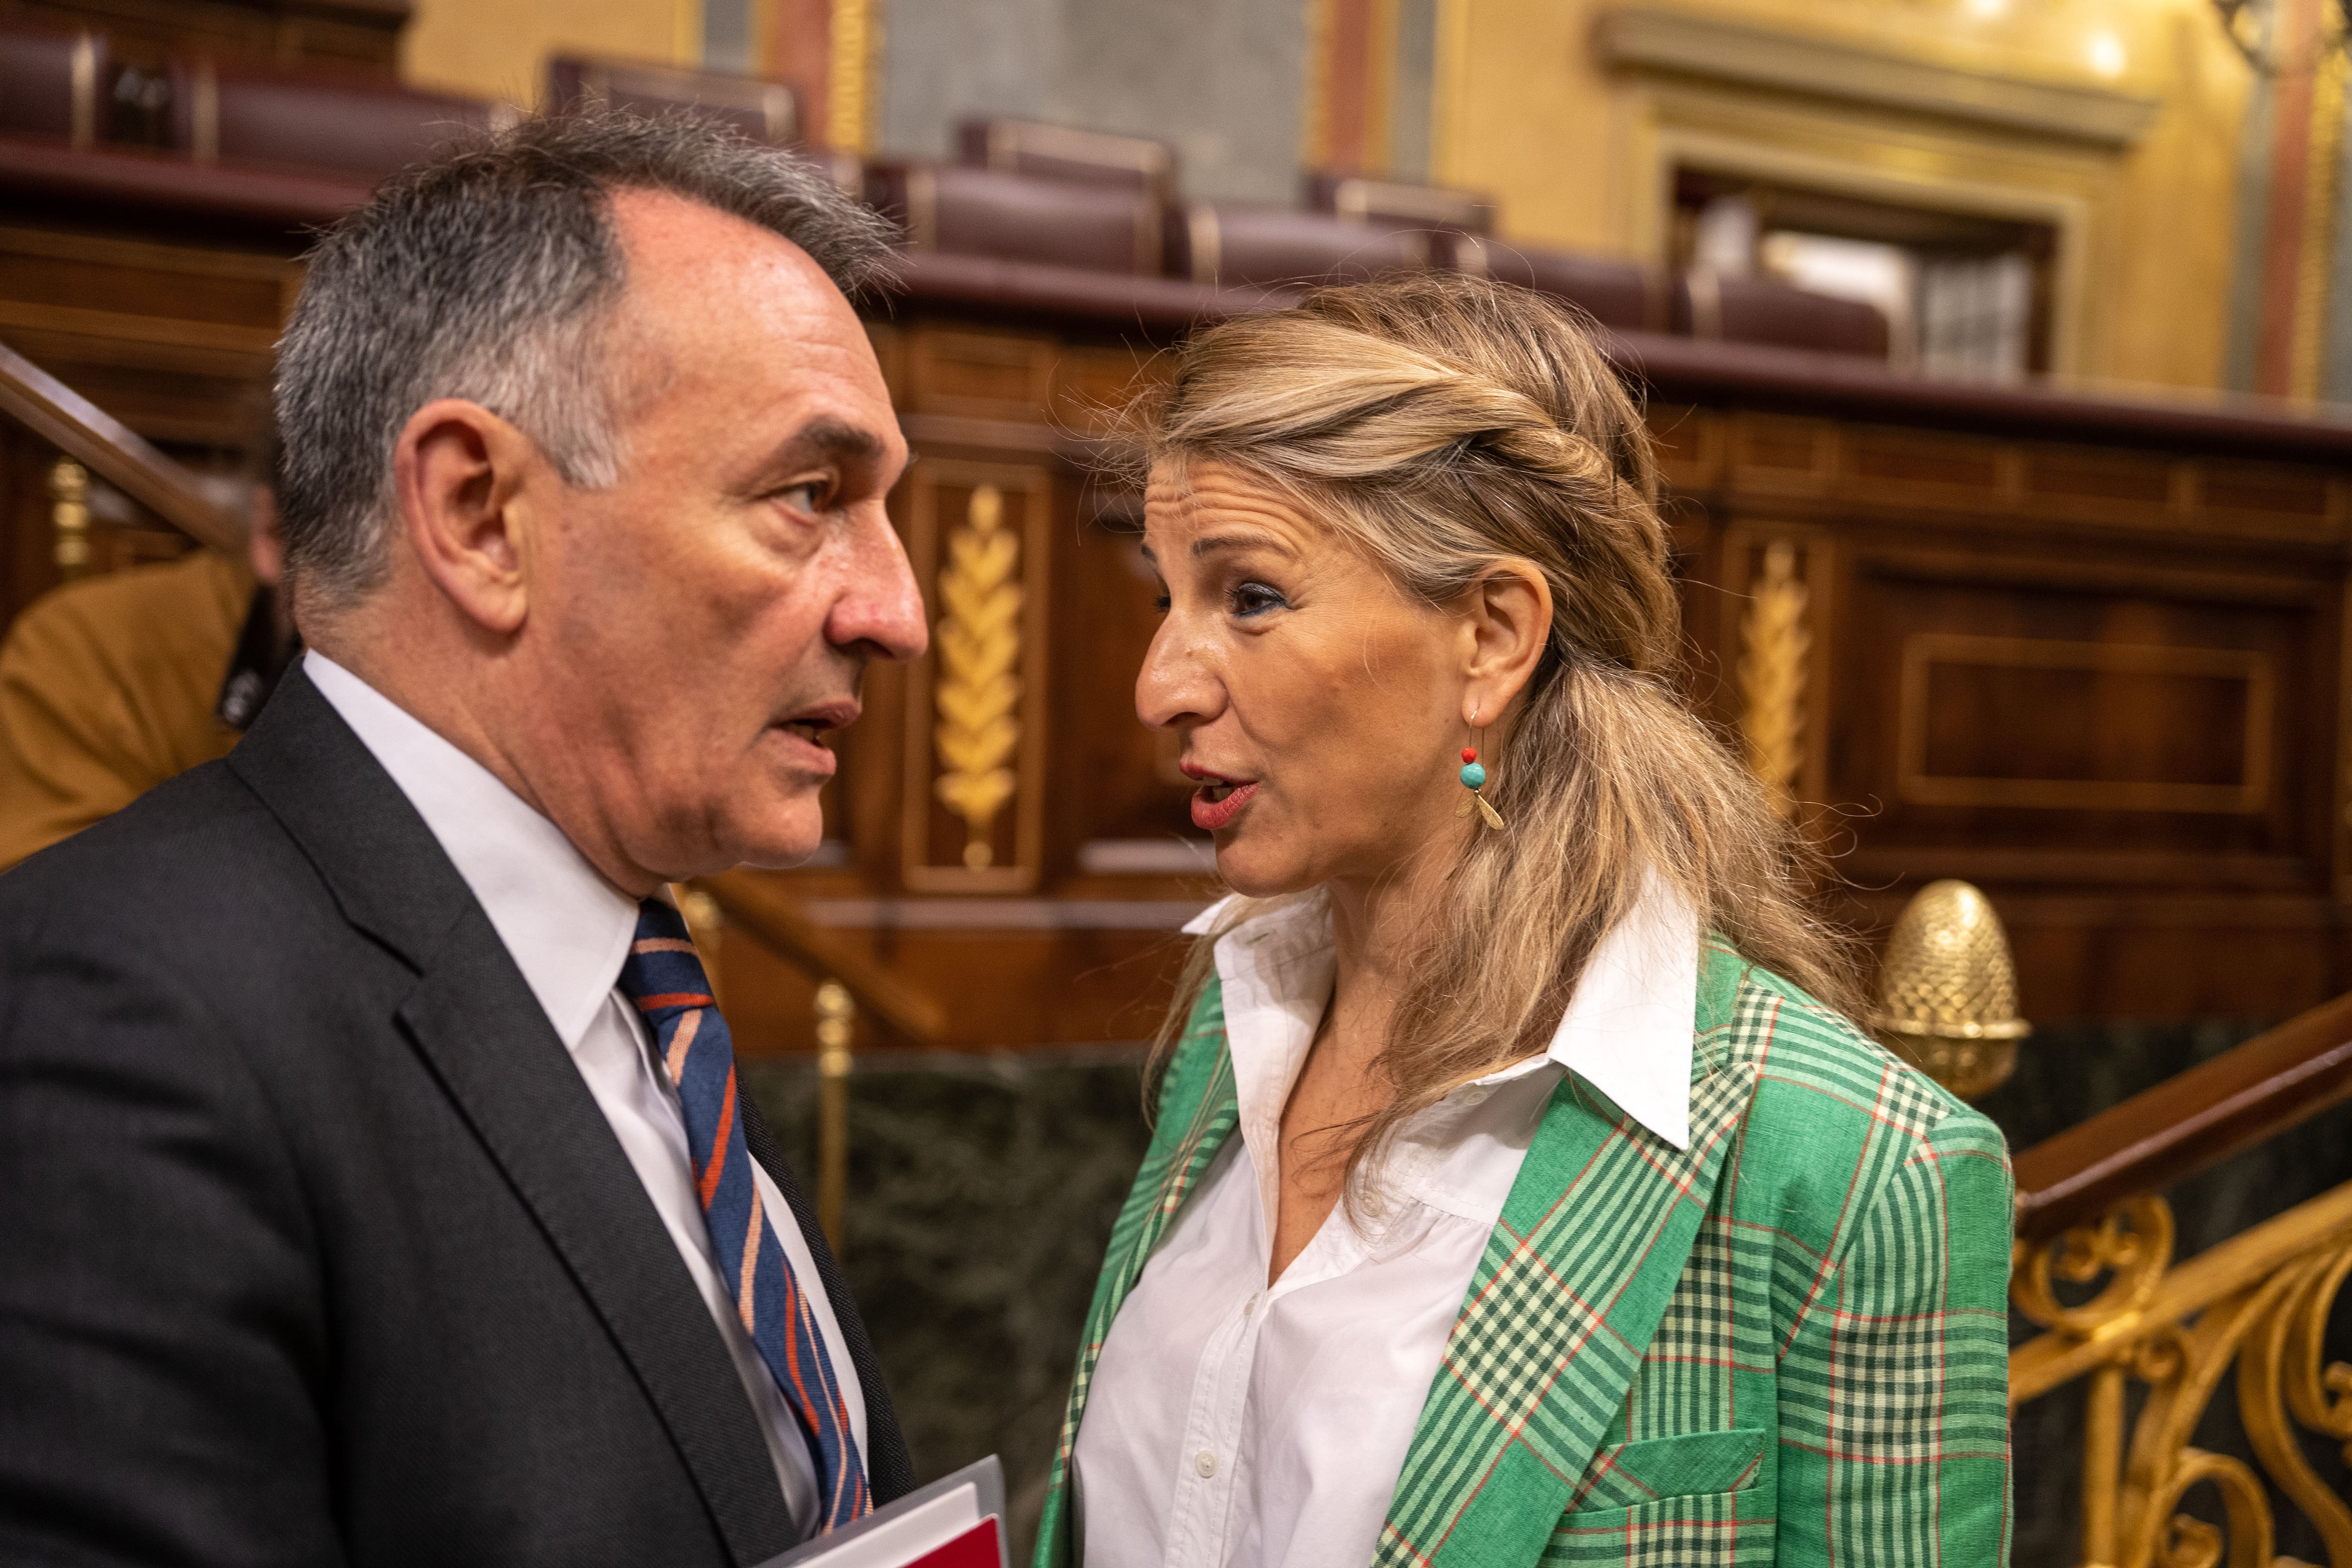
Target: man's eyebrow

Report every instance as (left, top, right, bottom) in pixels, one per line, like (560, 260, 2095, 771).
(761, 416, 889, 474)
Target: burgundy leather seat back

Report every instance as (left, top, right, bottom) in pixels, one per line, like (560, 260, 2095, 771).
(1171, 202, 1431, 290)
(548, 56, 797, 145)
(1677, 269, 1890, 358)
(169, 61, 500, 183)
(1308, 173, 1494, 236)
(0, 27, 103, 143)
(870, 162, 1161, 275)
(956, 119, 1174, 199)
(1451, 238, 1672, 334)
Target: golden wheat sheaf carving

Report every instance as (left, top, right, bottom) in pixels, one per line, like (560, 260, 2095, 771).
(1738, 539, 1809, 818)
(932, 485, 1023, 871)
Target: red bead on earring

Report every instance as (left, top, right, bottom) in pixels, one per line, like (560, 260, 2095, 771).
(1460, 747, 1477, 764)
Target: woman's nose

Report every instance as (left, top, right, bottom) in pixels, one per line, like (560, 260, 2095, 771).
(1136, 618, 1221, 731)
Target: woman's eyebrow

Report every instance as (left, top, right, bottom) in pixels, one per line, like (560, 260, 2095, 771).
(1191, 530, 1295, 560)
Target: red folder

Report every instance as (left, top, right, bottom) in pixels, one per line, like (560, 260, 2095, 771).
(754, 1456, 1008, 1568)
(905, 1516, 999, 1568)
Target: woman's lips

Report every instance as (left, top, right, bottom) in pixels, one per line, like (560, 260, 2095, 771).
(1190, 780, 1258, 832)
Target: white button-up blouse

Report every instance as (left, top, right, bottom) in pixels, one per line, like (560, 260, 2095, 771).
(1072, 885, 1700, 1568)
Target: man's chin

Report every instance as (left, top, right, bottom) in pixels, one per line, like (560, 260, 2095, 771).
(705, 794, 828, 874)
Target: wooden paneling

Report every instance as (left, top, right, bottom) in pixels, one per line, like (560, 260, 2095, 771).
(1048, 345, 1165, 437)
(1, 0, 409, 74)
(904, 325, 1055, 422)
(1895, 636, 2271, 814)
(8, 198, 2352, 1045)
(0, 226, 290, 450)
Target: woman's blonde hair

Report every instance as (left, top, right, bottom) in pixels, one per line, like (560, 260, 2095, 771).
(1139, 271, 1861, 1194)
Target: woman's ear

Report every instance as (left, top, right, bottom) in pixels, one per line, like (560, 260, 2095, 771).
(391, 398, 543, 637)
(1461, 558, 1552, 723)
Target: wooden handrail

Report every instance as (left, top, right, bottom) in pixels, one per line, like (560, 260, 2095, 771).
(693, 869, 947, 1048)
(0, 341, 245, 554)
(2011, 987, 2352, 1242)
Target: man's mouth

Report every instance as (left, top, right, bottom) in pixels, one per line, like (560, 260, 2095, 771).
(773, 698, 860, 746)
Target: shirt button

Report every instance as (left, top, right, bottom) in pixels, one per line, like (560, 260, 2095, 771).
(1195, 1449, 1218, 1479)
(1242, 1294, 1255, 1317)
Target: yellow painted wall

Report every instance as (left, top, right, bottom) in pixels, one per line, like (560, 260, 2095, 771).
(1437, 0, 2250, 391)
(401, 0, 703, 105)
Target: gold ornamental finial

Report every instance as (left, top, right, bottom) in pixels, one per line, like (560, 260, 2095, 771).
(1870, 879, 2030, 1101)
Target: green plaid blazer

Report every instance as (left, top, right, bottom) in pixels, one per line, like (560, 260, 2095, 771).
(1035, 940, 2013, 1568)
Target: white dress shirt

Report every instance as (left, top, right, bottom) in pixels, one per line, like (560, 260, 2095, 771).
(1073, 883, 1699, 1568)
(305, 650, 866, 1541)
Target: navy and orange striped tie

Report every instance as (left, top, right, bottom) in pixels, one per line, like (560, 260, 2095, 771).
(618, 899, 872, 1531)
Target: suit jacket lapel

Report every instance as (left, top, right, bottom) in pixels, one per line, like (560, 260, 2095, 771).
(231, 671, 797, 1565)
(1376, 944, 1759, 1568)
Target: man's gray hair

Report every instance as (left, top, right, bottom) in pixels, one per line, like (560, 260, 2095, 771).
(272, 109, 898, 605)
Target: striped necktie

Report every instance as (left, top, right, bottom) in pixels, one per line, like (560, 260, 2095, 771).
(617, 899, 872, 1532)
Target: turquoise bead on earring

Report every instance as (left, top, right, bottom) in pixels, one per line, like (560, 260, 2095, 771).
(1456, 740, 1506, 829)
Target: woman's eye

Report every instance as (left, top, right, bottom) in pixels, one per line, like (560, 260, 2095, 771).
(1230, 581, 1288, 618)
(1152, 593, 1172, 613)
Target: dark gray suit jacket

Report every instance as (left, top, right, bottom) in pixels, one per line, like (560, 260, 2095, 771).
(0, 668, 914, 1568)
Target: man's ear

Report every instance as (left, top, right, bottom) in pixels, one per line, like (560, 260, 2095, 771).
(390, 398, 543, 636)
(1461, 558, 1553, 724)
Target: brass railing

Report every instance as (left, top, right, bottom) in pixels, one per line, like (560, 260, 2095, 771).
(2006, 989, 2352, 1568)
(0, 341, 242, 554)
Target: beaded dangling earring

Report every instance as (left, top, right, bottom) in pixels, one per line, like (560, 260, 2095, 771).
(1454, 714, 1507, 831)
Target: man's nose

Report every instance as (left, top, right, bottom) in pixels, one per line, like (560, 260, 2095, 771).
(826, 506, 929, 662)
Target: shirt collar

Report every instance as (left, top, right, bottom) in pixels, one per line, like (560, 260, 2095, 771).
(1184, 876, 1699, 1151)
(303, 650, 640, 1051)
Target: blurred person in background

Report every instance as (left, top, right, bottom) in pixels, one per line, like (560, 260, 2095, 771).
(0, 448, 298, 871)
(1040, 273, 2013, 1568)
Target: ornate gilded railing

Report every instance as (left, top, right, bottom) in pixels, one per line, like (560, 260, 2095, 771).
(2005, 989, 2352, 1567)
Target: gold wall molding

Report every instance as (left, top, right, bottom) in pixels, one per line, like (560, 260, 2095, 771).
(1737, 537, 1809, 817)
(898, 462, 1051, 893)
(1594, 6, 2160, 148)
(2291, 50, 2347, 404)
(826, 0, 880, 153)
(1727, 529, 1828, 815)
(931, 484, 1023, 872)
